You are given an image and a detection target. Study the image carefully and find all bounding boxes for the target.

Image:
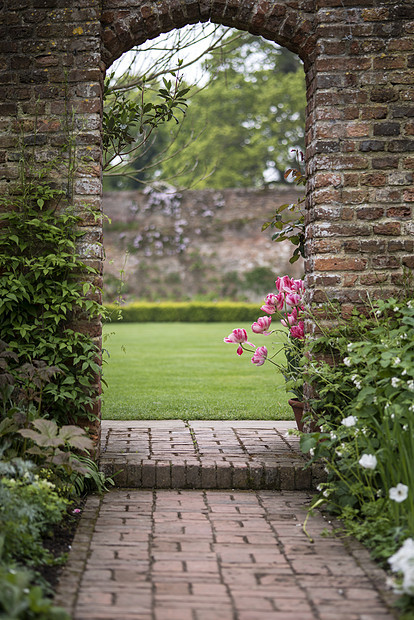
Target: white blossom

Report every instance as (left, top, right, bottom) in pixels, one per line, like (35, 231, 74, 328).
(389, 538, 414, 572)
(389, 483, 409, 503)
(391, 377, 400, 388)
(343, 357, 352, 367)
(341, 415, 357, 427)
(359, 454, 377, 470)
(393, 357, 401, 365)
(407, 380, 414, 391)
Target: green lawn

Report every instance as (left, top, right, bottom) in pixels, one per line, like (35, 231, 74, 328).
(102, 322, 293, 420)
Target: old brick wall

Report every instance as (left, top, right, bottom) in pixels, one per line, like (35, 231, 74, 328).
(1, 0, 413, 432)
(102, 187, 304, 302)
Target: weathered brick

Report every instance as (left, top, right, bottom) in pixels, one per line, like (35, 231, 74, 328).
(373, 222, 402, 235)
(314, 257, 367, 271)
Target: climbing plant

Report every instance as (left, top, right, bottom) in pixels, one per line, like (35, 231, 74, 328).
(0, 146, 103, 424)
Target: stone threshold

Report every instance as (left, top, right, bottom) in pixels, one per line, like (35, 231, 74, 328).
(99, 420, 326, 491)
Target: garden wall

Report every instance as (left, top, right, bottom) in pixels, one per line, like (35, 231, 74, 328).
(102, 186, 304, 302)
(1, 0, 413, 437)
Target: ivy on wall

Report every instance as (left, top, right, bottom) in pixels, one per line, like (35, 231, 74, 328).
(0, 148, 103, 424)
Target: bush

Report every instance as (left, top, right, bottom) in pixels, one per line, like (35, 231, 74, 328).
(0, 462, 68, 567)
(103, 301, 260, 323)
(0, 564, 69, 620)
(300, 296, 414, 615)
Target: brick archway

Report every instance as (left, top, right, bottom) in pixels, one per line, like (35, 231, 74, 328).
(1, 1, 413, 441)
(101, 1, 316, 68)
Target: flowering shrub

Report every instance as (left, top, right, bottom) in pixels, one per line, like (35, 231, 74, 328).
(300, 295, 414, 615)
(224, 275, 306, 399)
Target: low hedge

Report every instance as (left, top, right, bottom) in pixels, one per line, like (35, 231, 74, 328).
(103, 301, 261, 323)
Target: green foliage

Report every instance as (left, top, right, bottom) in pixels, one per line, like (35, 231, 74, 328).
(103, 301, 260, 323)
(0, 468, 68, 567)
(300, 295, 414, 613)
(158, 33, 306, 188)
(0, 564, 69, 620)
(262, 154, 306, 263)
(103, 69, 189, 182)
(0, 154, 103, 424)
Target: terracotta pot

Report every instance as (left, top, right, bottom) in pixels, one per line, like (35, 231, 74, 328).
(288, 398, 305, 432)
(288, 398, 320, 433)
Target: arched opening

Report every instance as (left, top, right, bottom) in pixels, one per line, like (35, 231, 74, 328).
(99, 4, 309, 428)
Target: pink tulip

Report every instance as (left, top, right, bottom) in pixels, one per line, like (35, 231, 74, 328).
(224, 328, 254, 355)
(261, 292, 285, 314)
(275, 275, 294, 293)
(251, 346, 268, 366)
(285, 292, 302, 307)
(251, 316, 272, 334)
(290, 321, 305, 340)
(281, 307, 298, 328)
(291, 279, 304, 293)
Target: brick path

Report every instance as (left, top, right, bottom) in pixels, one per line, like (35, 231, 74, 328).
(99, 420, 325, 490)
(54, 422, 398, 619)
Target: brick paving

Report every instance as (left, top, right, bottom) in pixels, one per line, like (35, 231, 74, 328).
(99, 420, 326, 490)
(54, 421, 398, 619)
(55, 489, 397, 620)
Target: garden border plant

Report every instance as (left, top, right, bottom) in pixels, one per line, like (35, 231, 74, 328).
(297, 292, 414, 617)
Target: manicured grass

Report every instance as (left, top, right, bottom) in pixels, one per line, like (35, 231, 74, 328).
(102, 322, 293, 420)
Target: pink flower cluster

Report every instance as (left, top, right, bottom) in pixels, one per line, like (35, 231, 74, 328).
(224, 275, 305, 366)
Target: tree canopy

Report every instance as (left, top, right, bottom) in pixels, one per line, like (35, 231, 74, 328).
(103, 30, 306, 191)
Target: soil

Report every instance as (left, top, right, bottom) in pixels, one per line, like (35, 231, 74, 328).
(38, 498, 86, 593)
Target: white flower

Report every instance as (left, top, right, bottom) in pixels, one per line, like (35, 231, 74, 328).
(408, 300, 413, 309)
(343, 357, 352, 367)
(394, 307, 399, 312)
(402, 369, 407, 375)
(391, 377, 400, 388)
(330, 431, 337, 440)
(389, 483, 409, 503)
(359, 454, 377, 470)
(389, 538, 414, 574)
(407, 380, 414, 391)
(323, 489, 330, 497)
(393, 357, 401, 365)
(410, 404, 414, 413)
(347, 343, 353, 352)
(341, 415, 357, 427)
(402, 567, 414, 595)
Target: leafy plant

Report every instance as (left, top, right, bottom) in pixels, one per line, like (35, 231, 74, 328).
(262, 150, 306, 263)
(0, 470, 68, 567)
(0, 564, 69, 620)
(0, 147, 104, 424)
(299, 294, 414, 615)
(103, 69, 189, 174)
